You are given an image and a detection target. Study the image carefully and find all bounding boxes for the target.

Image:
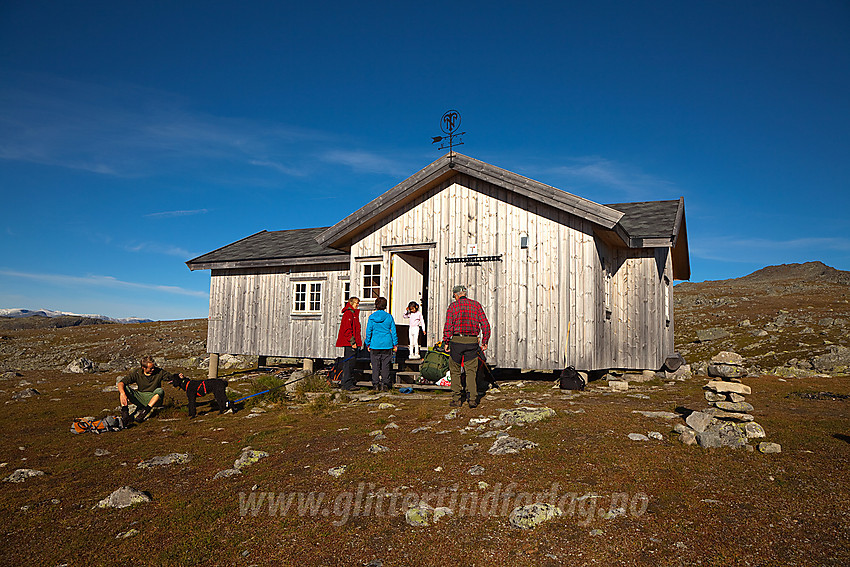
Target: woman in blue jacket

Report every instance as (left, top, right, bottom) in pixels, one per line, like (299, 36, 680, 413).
(363, 296, 398, 391)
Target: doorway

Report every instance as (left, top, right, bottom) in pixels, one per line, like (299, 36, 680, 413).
(389, 250, 429, 346)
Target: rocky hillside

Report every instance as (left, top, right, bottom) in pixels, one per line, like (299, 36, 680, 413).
(0, 315, 115, 331)
(674, 261, 850, 376)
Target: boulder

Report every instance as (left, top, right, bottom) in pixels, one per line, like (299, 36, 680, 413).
(741, 422, 766, 439)
(708, 352, 747, 379)
(679, 429, 697, 445)
(628, 433, 649, 441)
(95, 486, 152, 509)
(695, 328, 730, 342)
(509, 503, 563, 529)
(608, 380, 629, 391)
(488, 436, 539, 455)
(137, 453, 192, 469)
(3, 468, 45, 483)
(368, 444, 389, 453)
(665, 364, 692, 381)
(405, 504, 453, 527)
(327, 466, 347, 478)
(234, 449, 269, 470)
(468, 465, 485, 475)
(758, 442, 782, 454)
(705, 381, 751, 395)
(701, 407, 755, 422)
(711, 352, 744, 366)
(213, 469, 242, 479)
(812, 346, 850, 373)
(498, 407, 556, 426)
(685, 411, 715, 433)
(697, 421, 748, 449)
(713, 401, 754, 413)
(65, 357, 97, 374)
(12, 388, 40, 399)
(704, 391, 726, 402)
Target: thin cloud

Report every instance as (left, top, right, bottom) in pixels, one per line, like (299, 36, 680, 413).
(529, 156, 676, 201)
(145, 209, 210, 219)
(322, 149, 407, 176)
(0, 74, 331, 179)
(0, 269, 208, 298)
(124, 241, 193, 258)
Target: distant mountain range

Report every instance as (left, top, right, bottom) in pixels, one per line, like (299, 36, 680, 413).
(0, 308, 153, 324)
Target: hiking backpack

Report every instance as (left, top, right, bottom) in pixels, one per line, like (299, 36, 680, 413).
(419, 348, 450, 383)
(558, 366, 585, 390)
(71, 415, 126, 434)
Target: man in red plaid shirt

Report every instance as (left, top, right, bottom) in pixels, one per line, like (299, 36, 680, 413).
(442, 284, 491, 408)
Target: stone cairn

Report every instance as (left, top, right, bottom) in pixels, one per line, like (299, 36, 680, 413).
(674, 352, 780, 453)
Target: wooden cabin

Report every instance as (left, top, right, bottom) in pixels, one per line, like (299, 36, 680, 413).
(187, 153, 689, 373)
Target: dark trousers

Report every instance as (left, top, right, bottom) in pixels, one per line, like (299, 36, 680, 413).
(341, 346, 357, 389)
(449, 336, 480, 402)
(370, 349, 393, 388)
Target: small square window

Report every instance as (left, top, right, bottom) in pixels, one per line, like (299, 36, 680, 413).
(293, 281, 322, 313)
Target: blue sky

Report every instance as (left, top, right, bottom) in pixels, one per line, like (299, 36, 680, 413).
(1, 1, 848, 320)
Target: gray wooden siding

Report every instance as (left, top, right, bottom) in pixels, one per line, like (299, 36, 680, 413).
(347, 173, 675, 371)
(208, 263, 351, 359)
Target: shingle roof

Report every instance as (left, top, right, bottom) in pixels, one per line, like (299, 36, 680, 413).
(186, 228, 347, 270)
(606, 200, 681, 240)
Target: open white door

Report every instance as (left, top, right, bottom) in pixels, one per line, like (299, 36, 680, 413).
(389, 252, 425, 322)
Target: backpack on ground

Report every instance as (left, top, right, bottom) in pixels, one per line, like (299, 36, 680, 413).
(71, 415, 126, 434)
(559, 366, 585, 390)
(419, 348, 450, 383)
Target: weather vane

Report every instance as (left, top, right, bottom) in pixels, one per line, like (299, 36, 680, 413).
(431, 110, 466, 165)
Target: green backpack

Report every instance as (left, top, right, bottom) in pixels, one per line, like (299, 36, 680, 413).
(419, 348, 450, 383)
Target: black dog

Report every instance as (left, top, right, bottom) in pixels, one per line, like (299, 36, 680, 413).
(169, 376, 234, 418)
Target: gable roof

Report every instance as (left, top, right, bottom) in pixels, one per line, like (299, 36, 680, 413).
(316, 152, 625, 249)
(606, 198, 690, 280)
(186, 155, 689, 279)
(186, 227, 347, 271)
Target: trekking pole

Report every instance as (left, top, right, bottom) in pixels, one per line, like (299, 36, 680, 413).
(231, 372, 312, 404)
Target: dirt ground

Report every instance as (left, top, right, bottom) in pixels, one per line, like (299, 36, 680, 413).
(2, 356, 849, 566)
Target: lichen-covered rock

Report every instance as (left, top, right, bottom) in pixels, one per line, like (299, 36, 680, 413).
(696, 328, 730, 342)
(704, 391, 726, 402)
(697, 421, 748, 449)
(812, 346, 850, 373)
(608, 380, 629, 391)
(467, 465, 485, 475)
(713, 401, 754, 413)
(328, 466, 346, 478)
(213, 468, 242, 479)
(65, 357, 97, 374)
(708, 364, 747, 379)
(498, 407, 556, 426)
(666, 364, 692, 381)
(758, 442, 782, 454)
(488, 436, 539, 455)
(405, 504, 453, 527)
(377, 403, 396, 410)
(234, 449, 269, 470)
(711, 352, 744, 366)
(368, 443, 389, 453)
(628, 433, 649, 441)
(740, 422, 766, 439)
(137, 453, 191, 469)
(3, 468, 45, 483)
(95, 486, 151, 509)
(509, 503, 563, 529)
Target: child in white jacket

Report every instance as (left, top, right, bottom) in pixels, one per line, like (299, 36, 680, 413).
(403, 301, 425, 359)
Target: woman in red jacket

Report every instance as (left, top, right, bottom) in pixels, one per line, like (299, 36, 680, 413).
(335, 297, 362, 391)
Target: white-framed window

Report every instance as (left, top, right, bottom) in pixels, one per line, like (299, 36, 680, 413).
(343, 281, 351, 302)
(362, 262, 381, 299)
(293, 281, 322, 313)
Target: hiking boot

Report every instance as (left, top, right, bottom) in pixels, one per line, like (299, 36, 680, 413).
(120, 405, 130, 423)
(468, 398, 479, 409)
(449, 400, 462, 408)
(135, 406, 150, 423)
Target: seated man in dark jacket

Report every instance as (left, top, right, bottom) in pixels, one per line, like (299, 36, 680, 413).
(118, 355, 182, 423)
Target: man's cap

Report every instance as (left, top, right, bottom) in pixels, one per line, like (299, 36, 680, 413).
(452, 285, 467, 295)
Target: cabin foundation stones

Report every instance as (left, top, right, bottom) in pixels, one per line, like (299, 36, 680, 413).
(674, 351, 779, 452)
